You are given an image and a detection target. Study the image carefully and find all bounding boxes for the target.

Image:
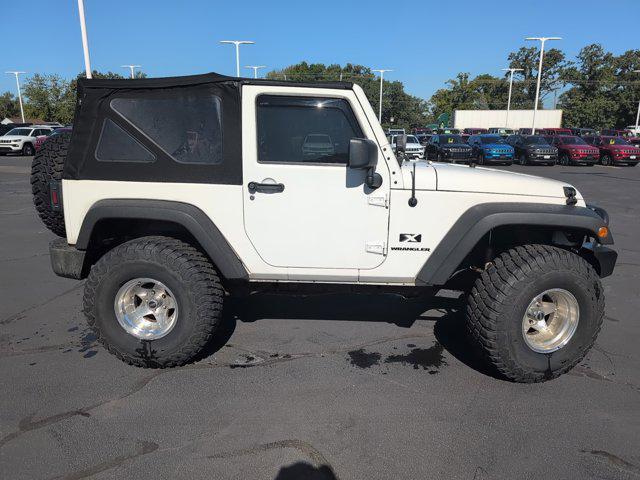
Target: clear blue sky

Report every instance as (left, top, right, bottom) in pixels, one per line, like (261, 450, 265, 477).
(2, 0, 637, 101)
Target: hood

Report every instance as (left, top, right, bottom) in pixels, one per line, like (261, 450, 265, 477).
(431, 162, 581, 199)
(481, 143, 512, 150)
(561, 144, 598, 151)
(0, 135, 26, 141)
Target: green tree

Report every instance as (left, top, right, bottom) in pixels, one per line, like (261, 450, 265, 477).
(0, 91, 20, 119)
(507, 46, 570, 107)
(266, 62, 430, 129)
(22, 74, 74, 123)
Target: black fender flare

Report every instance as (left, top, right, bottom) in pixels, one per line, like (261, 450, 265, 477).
(75, 199, 248, 281)
(416, 202, 612, 286)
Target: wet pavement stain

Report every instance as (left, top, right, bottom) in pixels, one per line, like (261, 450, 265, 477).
(347, 349, 381, 369)
(384, 342, 447, 373)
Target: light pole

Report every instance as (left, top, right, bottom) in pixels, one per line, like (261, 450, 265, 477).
(219, 40, 254, 77)
(502, 68, 523, 128)
(121, 65, 142, 79)
(525, 36, 561, 134)
(245, 65, 266, 79)
(5, 71, 26, 122)
(633, 70, 640, 135)
(77, 0, 92, 79)
(372, 69, 392, 123)
(120, 65, 142, 78)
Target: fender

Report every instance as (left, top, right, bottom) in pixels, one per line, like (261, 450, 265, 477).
(76, 199, 248, 281)
(416, 202, 612, 286)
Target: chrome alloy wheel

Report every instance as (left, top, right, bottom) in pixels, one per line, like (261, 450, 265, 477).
(522, 289, 579, 353)
(114, 278, 178, 340)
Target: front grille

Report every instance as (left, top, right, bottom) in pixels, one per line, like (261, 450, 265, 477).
(0, 140, 13, 144)
(490, 149, 512, 154)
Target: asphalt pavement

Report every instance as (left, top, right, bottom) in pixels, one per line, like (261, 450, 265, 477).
(1, 156, 639, 480)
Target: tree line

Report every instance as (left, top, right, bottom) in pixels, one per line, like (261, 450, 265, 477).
(1, 44, 637, 130)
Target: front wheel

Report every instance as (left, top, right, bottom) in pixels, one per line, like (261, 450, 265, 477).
(601, 154, 612, 166)
(22, 143, 34, 156)
(559, 154, 569, 166)
(83, 236, 224, 367)
(477, 152, 485, 165)
(466, 245, 604, 383)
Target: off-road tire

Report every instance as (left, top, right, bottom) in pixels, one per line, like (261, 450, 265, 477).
(83, 236, 224, 368)
(466, 245, 605, 383)
(30, 132, 71, 237)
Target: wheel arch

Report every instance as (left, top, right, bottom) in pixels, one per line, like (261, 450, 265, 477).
(76, 199, 248, 282)
(416, 202, 613, 286)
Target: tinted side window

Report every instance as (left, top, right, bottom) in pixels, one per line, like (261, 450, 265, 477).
(256, 95, 363, 164)
(96, 118, 156, 163)
(111, 92, 223, 165)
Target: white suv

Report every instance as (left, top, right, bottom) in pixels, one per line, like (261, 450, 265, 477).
(0, 125, 53, 156)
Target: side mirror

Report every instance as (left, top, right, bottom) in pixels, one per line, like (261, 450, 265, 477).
(395, 134, 407, 153)
(348, 138, 382, 190)
(348, 138, 377, 169)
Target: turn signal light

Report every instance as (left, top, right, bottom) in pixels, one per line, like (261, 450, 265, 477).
(598, 226, 609, 238)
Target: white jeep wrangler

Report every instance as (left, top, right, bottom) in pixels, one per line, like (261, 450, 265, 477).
(31, 73, 617, 382)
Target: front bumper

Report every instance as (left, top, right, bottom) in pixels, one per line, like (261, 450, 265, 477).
(49, 238, 86, 280)
(484, 150, 514, 162)
(0, 145, 22, 152)
(569, 155, 598, 164)
(442, 150, 473, 161)
(612, 155, 638, 163)
(526, 152, 558, 163)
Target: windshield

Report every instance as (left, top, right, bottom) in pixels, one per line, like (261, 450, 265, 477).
(441, 135, 462, 144)
(6, 128, 32, 136)
(523, 136, 548, 145)
(406, 135, 420, 145)
(604, 137, 629, 145)
(559, 136, 587, 145)
(480, 136, 505, 144)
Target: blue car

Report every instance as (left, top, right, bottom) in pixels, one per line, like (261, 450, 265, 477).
(467, 134, 515, 165)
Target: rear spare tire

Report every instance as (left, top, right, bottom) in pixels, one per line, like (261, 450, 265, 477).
(467, 244, 604, 383)
(30, 131, 70, 237)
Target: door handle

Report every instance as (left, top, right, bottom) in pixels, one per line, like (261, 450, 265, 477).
(248, 181, 285, 194)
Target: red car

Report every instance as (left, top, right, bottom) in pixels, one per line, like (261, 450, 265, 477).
(34, 127, 72, 152)
(544, 135, 600, 165)
(583, 135, 640, 166)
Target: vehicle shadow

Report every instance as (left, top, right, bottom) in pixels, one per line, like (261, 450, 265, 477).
(198, 291, 499, 379)
(273, 462, 337, 480)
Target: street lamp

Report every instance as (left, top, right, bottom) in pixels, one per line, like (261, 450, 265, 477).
(372, 69, 392, 123)
(245, 65, 266, 79)
(77, 0, 92, 79)
(633, 70, 640, 135)
(219, 40, 254, 77)
(525, 36, 561, 134)
(5, 71, 26, 122)
(502, 68, 523, 128)
(121, 65, 142, 79)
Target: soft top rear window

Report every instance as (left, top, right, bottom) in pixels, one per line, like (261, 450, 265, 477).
(111, 92, 223, 165)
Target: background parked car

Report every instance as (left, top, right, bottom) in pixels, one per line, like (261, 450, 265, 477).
(389, 134, 425, 159)
(539, 128, 573, 136)
(302, 133, 335, 159)
(415, 133, 432, 145)
(506, 134, 558, 165)
(544, 135, 600, 166)
(425, 134, 473, 163)
(583, 135, 640, 166)
(488, 127, 515, 138)
(0, 123, 32, 136)
(569, 127, 597, 137)
(463, 128, 488, 135)
(467, 134, 514, 165)
(0, 125, 53, 156)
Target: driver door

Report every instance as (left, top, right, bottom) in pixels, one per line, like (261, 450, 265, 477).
(242, 86, 390, 271)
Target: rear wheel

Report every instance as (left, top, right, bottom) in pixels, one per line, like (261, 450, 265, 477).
(466, 245, 604, 383)
(83, 236, 224, 367)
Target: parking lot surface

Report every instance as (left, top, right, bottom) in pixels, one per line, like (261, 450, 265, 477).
(1, 157, 639, 480)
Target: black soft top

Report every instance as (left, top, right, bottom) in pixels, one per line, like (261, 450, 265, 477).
(77, 71, 354, 91)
